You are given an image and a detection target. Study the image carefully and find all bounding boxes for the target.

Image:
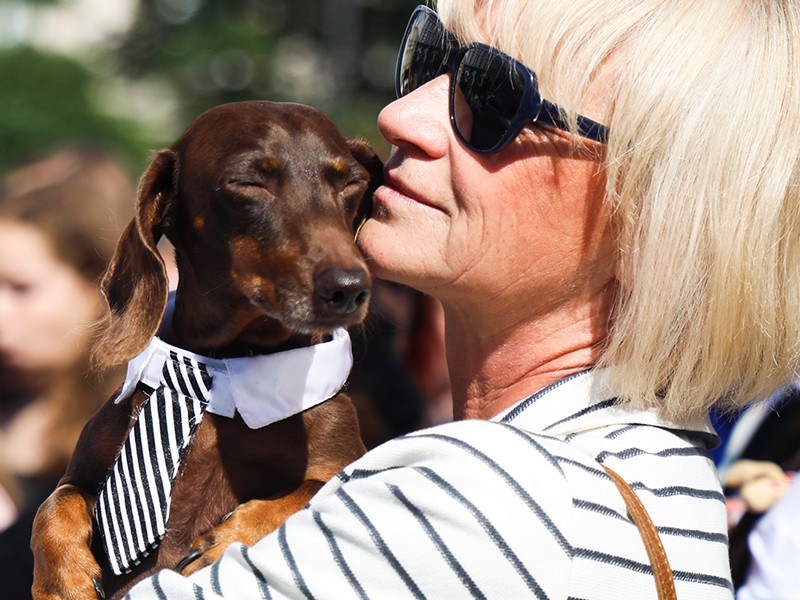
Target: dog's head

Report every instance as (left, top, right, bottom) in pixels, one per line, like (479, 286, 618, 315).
(93, 101, 382, 368)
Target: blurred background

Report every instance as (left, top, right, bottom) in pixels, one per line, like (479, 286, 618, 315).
(0, 0, 420, 176)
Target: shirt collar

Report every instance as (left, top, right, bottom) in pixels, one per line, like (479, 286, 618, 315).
(114, 328, 353, 429)
(493, 368, 719, 446)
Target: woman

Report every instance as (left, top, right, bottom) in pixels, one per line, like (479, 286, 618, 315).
(127, 0, 800, 598)
(0, 149, 134, 486)
(0, 149, 133, 597)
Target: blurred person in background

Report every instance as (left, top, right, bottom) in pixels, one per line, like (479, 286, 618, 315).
(712, 381, 800, 593)
(0, 148, 134, 597)
(735, 472, 800, 599)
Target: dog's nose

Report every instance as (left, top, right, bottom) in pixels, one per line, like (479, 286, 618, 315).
(314, 268, 370, 315)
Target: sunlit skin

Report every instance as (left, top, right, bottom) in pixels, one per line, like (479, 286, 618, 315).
(0, 219, 102, 380)
(356, 73, 617, 421)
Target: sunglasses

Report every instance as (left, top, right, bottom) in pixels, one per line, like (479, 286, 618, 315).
(395, 5, 610, 154)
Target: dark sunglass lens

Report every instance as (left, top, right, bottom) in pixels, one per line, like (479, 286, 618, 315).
(453, 48, 527, 151)
(398, 12, 450, 96)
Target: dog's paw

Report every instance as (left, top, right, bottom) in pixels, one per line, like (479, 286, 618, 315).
(177, 504, 261, 575)
(176, 525, 231, 574)
(177, 482, 325, 575)
(31, 558, 105, 600)
(31, 540, 104, 600)
(31, 486, 104, 600)
(177, 490, 308, 575)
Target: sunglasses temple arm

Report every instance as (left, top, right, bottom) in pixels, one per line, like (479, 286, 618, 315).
(539, 99, 610, 144)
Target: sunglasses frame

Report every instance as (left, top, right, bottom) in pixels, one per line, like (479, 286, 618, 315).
(395, 5, 610, 153)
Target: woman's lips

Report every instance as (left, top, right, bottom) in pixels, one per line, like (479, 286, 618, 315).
(374, 173, 443, 214)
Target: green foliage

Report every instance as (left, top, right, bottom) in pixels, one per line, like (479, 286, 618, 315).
(114, 0, 418, 150)
(0, 45, 153, 176)
(1, 0, 420, 175)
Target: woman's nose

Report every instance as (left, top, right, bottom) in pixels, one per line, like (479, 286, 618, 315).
(377, 75, 452, 158)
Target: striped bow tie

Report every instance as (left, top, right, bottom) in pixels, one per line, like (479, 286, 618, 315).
(95, 351, 213, 575)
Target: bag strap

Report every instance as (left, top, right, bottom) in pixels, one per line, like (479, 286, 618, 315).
(602, 465, 677, 600)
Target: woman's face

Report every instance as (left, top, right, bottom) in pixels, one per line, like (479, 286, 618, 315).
(356, 73, 616, 317)
(0, 219, 102, 377)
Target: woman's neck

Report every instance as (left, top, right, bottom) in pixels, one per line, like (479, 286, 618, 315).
(443, 283, 614, 421)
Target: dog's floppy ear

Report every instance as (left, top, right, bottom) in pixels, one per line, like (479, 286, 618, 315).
(347, 138, 383, 235)
(91, 149, 177, 370)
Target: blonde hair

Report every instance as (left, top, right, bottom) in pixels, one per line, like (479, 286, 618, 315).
(435, 0, 800, 420)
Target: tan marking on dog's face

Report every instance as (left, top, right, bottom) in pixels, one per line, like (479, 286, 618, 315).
(229, 235, 305, 315)
(260, 156, 280, 173)
(329, 157, 349, 174)
(193, 216, 206, 230)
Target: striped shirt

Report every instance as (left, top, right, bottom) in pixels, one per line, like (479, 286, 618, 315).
(126, 368, 734, 599)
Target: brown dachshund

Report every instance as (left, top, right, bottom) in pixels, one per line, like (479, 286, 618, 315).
(30, 101, 381, 599)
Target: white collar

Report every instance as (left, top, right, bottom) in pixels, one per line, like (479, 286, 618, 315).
(115, 328, 353, 429)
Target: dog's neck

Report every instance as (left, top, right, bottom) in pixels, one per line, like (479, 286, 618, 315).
(165, 327, 330, 359)
(161, 292, 330, 359)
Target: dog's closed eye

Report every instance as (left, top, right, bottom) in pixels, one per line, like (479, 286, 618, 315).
(221, 154, 286, 195)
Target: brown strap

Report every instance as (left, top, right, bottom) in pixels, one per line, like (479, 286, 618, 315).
(603, 465, 678, 600)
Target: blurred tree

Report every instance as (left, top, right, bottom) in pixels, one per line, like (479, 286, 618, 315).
(0, 0, 417, 175)
(114, 0, 418, 155)
(0, 45, 153, 175)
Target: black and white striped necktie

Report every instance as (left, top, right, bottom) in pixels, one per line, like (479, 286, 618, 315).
(95, 351, 212, 575)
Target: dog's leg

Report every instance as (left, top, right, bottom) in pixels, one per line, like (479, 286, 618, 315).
(31, 395, 138, 600)
(31, 485, 103, 600)
(177, 479, 325, 575)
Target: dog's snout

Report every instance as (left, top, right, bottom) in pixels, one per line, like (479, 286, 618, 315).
(314, 268, 370, 316)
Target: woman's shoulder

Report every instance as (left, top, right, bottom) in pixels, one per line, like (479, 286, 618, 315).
(325, 418, 591, 510)
(334, 416, 720, 498)
(384, 418, 637, 477)
(368, 418, 575, 464)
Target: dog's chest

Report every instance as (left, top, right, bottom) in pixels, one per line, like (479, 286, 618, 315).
(157, 412, 309, 541)
(175, 412, 312, 500)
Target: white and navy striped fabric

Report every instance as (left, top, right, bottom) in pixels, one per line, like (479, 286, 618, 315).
(126, 368, 734, 599)
(96, 351, 212, 575)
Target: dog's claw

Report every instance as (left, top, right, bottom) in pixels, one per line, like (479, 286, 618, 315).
(93, 577, 106, 599)
(177, 548, 203, 573)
